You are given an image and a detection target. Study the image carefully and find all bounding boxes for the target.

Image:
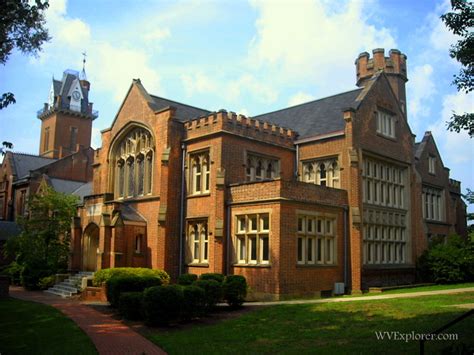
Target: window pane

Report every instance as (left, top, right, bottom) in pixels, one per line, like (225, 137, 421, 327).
(146, 154, 153, 194)
(250, 236, 257, 262)
(249, 216, 257, 231)
(128, 160, 135, 196)
(238, 236, 246, 261)
(307, 238, 313, 262)
(261, 214, 269, 231)
(261, 235, 269, 262)
(137, 158, 144, 195)
(297, 237, 303, 262)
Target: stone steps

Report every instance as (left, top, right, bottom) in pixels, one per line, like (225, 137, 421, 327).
(44, 271, 95, 298)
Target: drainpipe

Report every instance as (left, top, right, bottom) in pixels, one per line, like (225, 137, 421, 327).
(343, 206, 349, 293)
(295, 143, 299, 179)
(178, 143, 186, 276)
(226, 203, 231, 275)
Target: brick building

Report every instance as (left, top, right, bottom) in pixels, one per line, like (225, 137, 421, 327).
(5, 48, 467, 299)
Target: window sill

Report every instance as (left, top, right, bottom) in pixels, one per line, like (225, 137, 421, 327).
(232, 263, 271, 268)
(187, 192, 211, 199)
(376, 132, 397, 141)
(186, 263, 209, 268)
(363, 263, 414, 270)
(424, 219, 449, 226)
(296, 263, 338, 268)
(112, 195, 159, 203)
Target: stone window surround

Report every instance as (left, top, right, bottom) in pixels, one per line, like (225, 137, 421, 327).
(244, 151, 280, 182)
(428, 155, 436, 175)
(186, 219, 209, 265)
(233, 210, 271, 266)
(376, 109, 396, 139)
(301, 156, 340, 188)
(113, 127, 154, 200)
(296, 210, 337, 266)
(188, 149, 211, 196)
(422, 185, 444, 222)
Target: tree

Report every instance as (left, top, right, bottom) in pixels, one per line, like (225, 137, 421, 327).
(5, 186, 78, 289)
(441, 0, 474, 137)
(0, 0, 50, 110)
(0, 141, 13, 156)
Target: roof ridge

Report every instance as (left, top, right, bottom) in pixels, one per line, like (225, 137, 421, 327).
(11, 151, 57, 159)
(254, 88, 362, 118)
(149, 94, 210, 113)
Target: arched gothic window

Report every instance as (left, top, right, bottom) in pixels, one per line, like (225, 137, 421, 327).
(245, 153, 280, 182)
(113, 127, 154, 199)
(302, 158, 340, 188)
(190, 151, 210, 195)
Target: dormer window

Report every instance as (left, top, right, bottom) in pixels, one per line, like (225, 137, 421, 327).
(376, 111, 395, 138)
(428, 156, 436, 175)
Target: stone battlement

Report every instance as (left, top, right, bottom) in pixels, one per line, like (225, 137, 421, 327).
(183, 110, 297, 147)
(355, 48, 407, 86)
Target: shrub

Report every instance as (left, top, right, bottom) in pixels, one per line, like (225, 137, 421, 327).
(21, 265, 52, 290)
(417, 235, 474, 283)
(93, 267, 170, 286)
(182, 285, 206, 319)
(193, 279, 222, 310)
(199, 273, 225, 284)
(118, 292, 144, 321)
(106, 276, 163, 307)
(38, 275, 56, 290)
(223, 275, 247, 307)
(178, 273, 198, 286)
(143, 285, 184, 325)
(1, 261, 23, 285)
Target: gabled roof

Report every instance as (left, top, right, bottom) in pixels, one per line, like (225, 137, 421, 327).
(253, 89, 363, 139)
(72, 181, 93, 204)
(48, 177, 87, 194)
(149, 94, 210, 122)
(414, 131, 445, 167)
(9, 152, 57, 179)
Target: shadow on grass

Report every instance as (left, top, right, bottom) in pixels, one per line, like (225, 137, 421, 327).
(144, 293, 474, 355)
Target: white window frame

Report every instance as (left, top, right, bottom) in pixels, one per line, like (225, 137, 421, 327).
(235, 213, 270, 265)
(297, 214, 336, 266)
(302, 158, 340, 188)
(376, 111, 396, 138)
(189, 151, 210, 195)
(246, 153, 280, 182)
(187, 220, 209, 264)
(422, 186, 444, 222)
(428, 156, 436, 175)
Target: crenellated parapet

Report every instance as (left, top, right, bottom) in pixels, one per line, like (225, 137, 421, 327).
(183, 110, 297, 147)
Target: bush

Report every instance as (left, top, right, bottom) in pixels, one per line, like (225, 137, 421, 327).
(182, 285, 206, 319)
(178, 273, 198, 286)
(21, 265, 52, 290)
(199, 273, 225, 284)
(0, 261, 23, 285)
(38, 275, 56, 290)
(106, 276, 163, 307)
(93, 267, 170, 286)
(118, 292, 144, 320)
(417, 235, 474, 283)
(193, 279, 222, 310)
(143, 285, 184, 325)
(223, 275, 247, 307)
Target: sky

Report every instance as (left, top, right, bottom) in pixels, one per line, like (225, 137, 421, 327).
(0, 0, 473, 208)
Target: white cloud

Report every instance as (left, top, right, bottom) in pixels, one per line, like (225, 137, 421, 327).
(227, 74, 278, 104)
(407, 64, 435, 128)
(143, 28, 171, 43)
(181, 72, 217, 96)
(288, 91, 315, 106)
(248, 0, 397, 91)
(428, 91, 474, 164)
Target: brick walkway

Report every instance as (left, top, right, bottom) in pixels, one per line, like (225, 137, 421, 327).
(10, 286, 166, 355)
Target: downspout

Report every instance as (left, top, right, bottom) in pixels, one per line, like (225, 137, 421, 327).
(178, 143, 186, 276)
(343, 206, 349, 293)
(226, 203, 231, 275)
(295, 143, 299, 179)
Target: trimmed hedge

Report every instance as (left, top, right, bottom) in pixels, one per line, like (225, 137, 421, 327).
(106, 276, 163, 307)
(199, 273, 225, 284)
(143, 285, 184, 325)
(178, 273, 198, 286)
(182, 285, 206, 319)
(223, 275, 247, 307)
(193, 279, 222, 310)
(93, 267, 170, 286)
(118, 292, 144, 320)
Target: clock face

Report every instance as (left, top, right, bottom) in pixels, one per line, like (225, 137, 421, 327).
(72, 90, 81, 101)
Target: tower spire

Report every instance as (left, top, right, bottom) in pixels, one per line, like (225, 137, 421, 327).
(79, 51, 87, 81)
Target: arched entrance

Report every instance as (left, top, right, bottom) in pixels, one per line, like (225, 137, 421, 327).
(83, 224, 99, 271)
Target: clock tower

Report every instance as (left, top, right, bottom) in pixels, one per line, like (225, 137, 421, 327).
(37, 62, 98, 159)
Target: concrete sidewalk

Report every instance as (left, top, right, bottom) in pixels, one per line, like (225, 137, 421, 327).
(245, 287, 474, 306)
(10, 286, 166, 355)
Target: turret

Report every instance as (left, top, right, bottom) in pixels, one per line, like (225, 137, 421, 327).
(355, 48, 408, 115)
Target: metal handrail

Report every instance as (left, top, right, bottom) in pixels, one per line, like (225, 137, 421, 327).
(420, 309, 474, 354)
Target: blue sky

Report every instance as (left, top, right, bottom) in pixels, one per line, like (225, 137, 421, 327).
(0, 0, 473, 207)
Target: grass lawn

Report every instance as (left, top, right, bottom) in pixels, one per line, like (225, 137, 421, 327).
(146, 292, 474, 354)
(379, 282, 474, 294)
(0, 297, 97, 355)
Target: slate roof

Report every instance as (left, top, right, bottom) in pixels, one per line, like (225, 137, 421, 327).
(72, 181, 93, 204)
(121, 204, 146, 223)
(49, 178, 87, 194)
(0, 221, 21, 241)
(149, 95, 210, 122)
(10, 153, 56, 180)
(253, 89, 363, 139)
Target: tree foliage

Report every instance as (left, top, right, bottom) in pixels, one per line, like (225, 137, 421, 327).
(441, 0, 474, 137)
(0, 0, 50, 110)
(5, 186, 78, 283)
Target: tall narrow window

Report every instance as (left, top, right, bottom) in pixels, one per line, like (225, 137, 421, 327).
(117, 160, 125, 198)
(302, 158, 339, 187)
(145, 152, 153, 194)
(70, 127, 78, 151)
(135, 234, 142, 253)
(376, 111, 396, 138)
(127, 158, 135, 197)
(319, 163, 327, 186)
(137, 156, 144, 195)
(43, 127, 50, 152)
(187, 221, 208, 264)
(428, 156, 436, 174)
(245, 153, 280, 182)
(189, 151, 210, 195)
